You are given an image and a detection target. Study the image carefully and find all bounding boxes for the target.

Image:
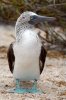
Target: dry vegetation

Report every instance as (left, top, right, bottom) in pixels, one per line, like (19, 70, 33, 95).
(0, 0, 66, 27)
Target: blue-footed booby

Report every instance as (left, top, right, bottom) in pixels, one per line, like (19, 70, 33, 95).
(7, 11, 56, 93)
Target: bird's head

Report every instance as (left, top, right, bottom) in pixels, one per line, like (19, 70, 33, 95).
(17, 11, 56, 26)
(15, 11, 56, 36)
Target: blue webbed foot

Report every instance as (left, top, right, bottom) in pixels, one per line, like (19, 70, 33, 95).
(8, 87, 27, 94)
(7, 79, 28, 93)
(27, 87, 41, 93)
(7, 79, 43, 94)
(27, 80, 43, 94)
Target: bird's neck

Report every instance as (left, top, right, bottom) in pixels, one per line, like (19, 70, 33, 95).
(16, 22, 35, 34)
(16, 23, 37, 42)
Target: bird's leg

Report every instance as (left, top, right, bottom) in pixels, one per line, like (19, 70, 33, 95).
(32, 80, 37, 90)
(28, 80, 43, 93)
(13, 79, 28, 93)
(7, 79, 27, 94)
(28, 80, 39, 93)
(16, 79, 20, 89)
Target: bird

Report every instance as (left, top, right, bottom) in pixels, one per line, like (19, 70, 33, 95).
(7, 11, 56, 93)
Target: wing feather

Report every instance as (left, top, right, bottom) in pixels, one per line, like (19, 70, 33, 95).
(39, 46, 47, 74)
(7, 43, 15, 73)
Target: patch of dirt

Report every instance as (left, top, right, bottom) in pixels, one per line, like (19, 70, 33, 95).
(47, 50, 66, 58)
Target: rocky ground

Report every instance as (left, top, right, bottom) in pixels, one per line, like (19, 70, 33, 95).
(0, 25, 66, 100)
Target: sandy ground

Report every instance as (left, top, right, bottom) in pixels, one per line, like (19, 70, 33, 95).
(0, 25, 66, 100)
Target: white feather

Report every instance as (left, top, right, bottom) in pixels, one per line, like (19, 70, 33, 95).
(13, 29, 41, 81)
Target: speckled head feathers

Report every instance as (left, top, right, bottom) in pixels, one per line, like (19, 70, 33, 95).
(16, 11, 37, 25)
(15, 11, 37, 37)
(15, 11, 56, 41)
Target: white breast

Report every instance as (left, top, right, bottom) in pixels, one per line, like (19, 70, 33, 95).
(13, 30, 41, 81)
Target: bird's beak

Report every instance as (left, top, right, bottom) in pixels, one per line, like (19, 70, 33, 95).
(29, 15, 56, 25)
(36, 15, 56, 22)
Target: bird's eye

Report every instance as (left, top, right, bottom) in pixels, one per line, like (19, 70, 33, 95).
(23, 17, 25, 19)
(30, 16, 37, 20)
(30, 16, 34, 20)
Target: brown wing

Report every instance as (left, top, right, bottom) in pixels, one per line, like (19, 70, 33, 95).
(7, 43, 15, 73)
(39, 45, 47, 74)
